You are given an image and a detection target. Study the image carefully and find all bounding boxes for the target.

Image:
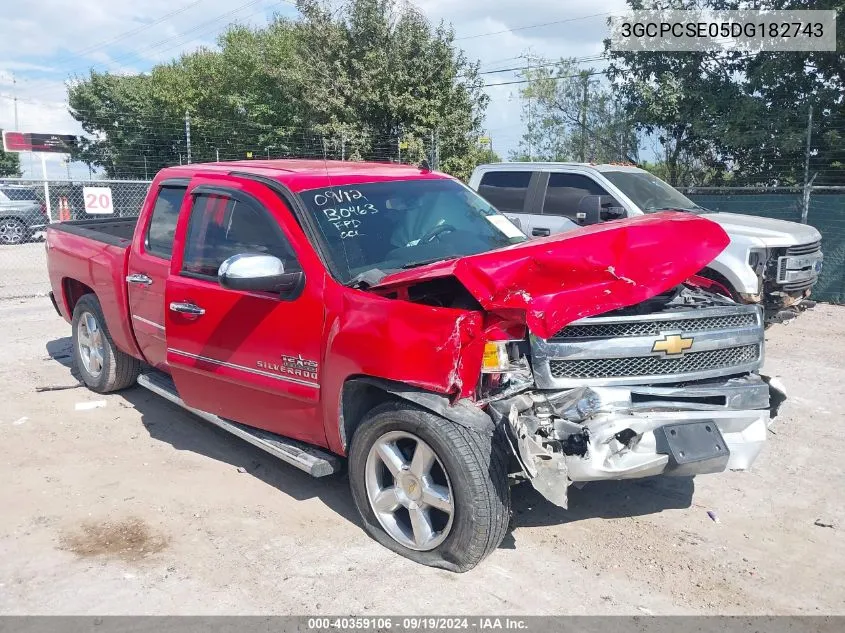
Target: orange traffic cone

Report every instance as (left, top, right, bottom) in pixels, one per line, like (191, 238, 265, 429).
(59, 197, 70, 222)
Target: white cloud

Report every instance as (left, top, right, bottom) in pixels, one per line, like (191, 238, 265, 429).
(1, 0, 629, 176)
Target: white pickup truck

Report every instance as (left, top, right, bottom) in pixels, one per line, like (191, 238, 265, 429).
(469, 163, 823, 325)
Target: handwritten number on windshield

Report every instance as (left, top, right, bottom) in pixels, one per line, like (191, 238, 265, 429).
(314, 189, 379, 239)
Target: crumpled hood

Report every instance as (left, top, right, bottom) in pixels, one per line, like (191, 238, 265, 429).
(702, 212, 821, 245)
(372, 211, 730, 339)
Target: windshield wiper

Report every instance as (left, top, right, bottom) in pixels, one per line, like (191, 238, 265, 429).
(647, 206, 704, 213)
(401, 255, 458, 269)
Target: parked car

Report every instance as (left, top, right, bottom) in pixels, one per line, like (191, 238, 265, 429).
(469, 163, 823, 325)
(0, 185, 48, 244)
(45, 160, 784, 571)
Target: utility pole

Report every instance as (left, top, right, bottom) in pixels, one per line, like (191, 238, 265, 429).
(143, 155, 148, 180)
(526, 53, 533, 161)
(12, 73, 19, 131)
(579, 73, 589, 163)
(802, 105, 815, 224)
(184, 110, 192, 164)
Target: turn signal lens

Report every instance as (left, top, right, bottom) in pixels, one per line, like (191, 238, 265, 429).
(482, 341, 510, 373)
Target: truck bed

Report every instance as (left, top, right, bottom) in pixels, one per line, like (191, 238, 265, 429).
(48, 217, 137, 246)
(45, 216, 143, 361)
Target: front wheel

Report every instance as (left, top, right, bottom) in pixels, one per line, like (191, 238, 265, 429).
(348, 401, 511, 572)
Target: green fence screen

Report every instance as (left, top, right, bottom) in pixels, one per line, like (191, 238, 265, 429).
(685, 191, 845, 304)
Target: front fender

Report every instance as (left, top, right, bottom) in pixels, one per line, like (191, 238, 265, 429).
(708, 246, 760, 296)
(338, 376, 496, 452)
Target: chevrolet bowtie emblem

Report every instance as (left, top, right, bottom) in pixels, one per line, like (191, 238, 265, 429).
(652, 334, 694, 356)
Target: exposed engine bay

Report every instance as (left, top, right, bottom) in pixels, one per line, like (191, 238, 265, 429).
(478, 284, 787, 508)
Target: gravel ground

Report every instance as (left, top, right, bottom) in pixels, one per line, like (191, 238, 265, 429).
(0, 296, 842, 615)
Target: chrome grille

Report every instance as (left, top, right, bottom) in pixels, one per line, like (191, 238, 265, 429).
(548, 345, 760, 380)
(786, 240, 821, 256)
(554, 312, 757, 339)
(531, 305, 764, 388)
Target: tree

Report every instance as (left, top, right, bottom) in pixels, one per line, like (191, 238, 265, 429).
(0, 145, 22, 177)
(607, 0, 845, 186)
(510, 58, 638, 164)
(294, 0, 489, 179)
(67, 0, 489, 180)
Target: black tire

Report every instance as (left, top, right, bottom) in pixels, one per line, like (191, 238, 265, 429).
(71, 294, 141, 393)
(0, 218, 26, 245)
(348, 401, 511, 572)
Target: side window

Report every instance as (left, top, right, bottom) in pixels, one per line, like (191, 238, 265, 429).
(477, 171, 532, 214)
(181, 193, 299, 279)
(543, 173, 611, 219)
(145, 185, 187, 258)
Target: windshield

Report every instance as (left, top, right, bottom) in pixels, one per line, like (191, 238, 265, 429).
(299, 178, 526, 284)
(602, 170, 703, 213)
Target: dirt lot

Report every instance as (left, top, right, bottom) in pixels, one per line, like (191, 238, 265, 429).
(0, 295, 842, 615)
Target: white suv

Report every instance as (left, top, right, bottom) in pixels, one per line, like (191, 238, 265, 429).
(469, 163, 823, 325)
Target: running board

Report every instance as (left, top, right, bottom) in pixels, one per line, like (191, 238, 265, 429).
(137, 372, 341, 477)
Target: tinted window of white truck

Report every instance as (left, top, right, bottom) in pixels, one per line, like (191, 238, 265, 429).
(543, 173, 610, 219)
(477, 171, 531, 213)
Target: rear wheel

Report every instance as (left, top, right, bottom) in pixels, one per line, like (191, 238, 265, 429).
(0, 218, 26, 245)
(72, 294, 140, 393)
(349, 401, 511, 572)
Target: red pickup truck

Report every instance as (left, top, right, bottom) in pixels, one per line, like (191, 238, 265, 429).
(46, 160, 784, 571)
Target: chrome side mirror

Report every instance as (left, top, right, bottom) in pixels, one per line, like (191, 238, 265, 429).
(218, 253, 303, 295)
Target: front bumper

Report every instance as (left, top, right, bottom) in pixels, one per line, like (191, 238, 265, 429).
(490, 374, 785, 507)
(563, 407, 767, 482)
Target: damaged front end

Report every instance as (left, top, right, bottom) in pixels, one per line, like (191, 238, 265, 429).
(361, 212, 785, 508)
(483, 286, 787, 509)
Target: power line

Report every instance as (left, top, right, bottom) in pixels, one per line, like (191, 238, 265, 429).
(483, 69, 607, 88)
(480, 55, 605, 75)
(11, 0, 292, 99)
(81, 0, 279, 72)
(69, 0, 208, 59)
(455, 11, 615, 42)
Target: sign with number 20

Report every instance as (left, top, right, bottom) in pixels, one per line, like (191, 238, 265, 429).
(83, 187, 115, 215)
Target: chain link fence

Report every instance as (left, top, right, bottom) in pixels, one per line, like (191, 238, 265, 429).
(682, 187, 845, 303)
(0, 178, 150, 299)
(1, 177, 843, 303)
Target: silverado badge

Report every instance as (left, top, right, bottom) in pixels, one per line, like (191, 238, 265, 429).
(256, 354, 319, 380)
(652, 334, 694, 356)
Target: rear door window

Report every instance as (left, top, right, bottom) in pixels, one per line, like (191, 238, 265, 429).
(477, 171, 532, 214)
(145, 185, 187, 259)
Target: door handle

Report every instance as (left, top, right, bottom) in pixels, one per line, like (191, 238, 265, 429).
(532, 227, 551, 237)
(169, 302, 205, 316)
(126, 273, 153, 286)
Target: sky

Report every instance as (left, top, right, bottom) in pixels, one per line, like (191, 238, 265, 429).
(0, 0, 628, 179)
